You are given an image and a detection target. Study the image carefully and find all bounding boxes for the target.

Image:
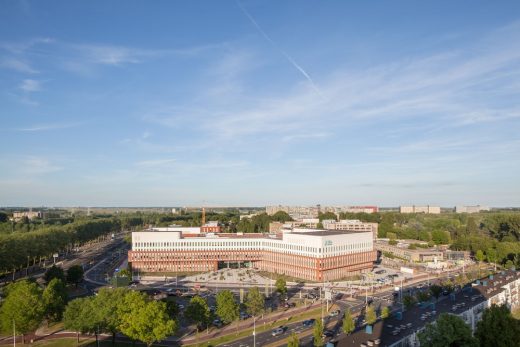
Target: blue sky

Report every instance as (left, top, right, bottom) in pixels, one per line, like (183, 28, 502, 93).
(1, 1, 520, 207)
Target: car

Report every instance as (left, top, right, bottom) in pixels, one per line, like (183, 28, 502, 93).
(329, 310, 340, 317)
(322, 330, 334, 338)
(178, 304, 184, 310)
(213, 319, 223, 327)
(240, 312, 250, 320)
(442, 290, 450, 296)
(302, 319, 316, 328)
(271, 328, 284, 337)
(284, 302, 295, 309)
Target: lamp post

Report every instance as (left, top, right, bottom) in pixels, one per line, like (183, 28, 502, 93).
(13, 319, 15, 347)
(253, 316, 256, 347)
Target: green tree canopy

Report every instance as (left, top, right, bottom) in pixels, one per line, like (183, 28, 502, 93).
(66, 265, 84, 286)
(475, 304, 520, 347)
(185, 296, 210, 331)
(63, 297, 98, 343)
(365, 305, 377, 325)
(42, 278, 67, 322)
(342, 309, 355, 335)
(313, 318, 324, 347)
(381, 306, 390, 319)
(216, 290, 239, 324)
(429, 284, 443, 301)
(0, 280, 44, 342)
(418, 313, 478, 347)
(275, 277, 287, 296)
(245, 287, 265, 317)
(287, 332, 300, 347)
(44, 265, 65, 283)
(94, 287, 129, 344)
(475, 249, 485, 263)
(119, 300, 176, 347)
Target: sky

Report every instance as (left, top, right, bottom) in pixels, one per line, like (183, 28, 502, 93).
(1, 1, 520, 207)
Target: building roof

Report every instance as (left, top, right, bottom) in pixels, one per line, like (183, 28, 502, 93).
(334, 270, 520, 347)
(291, 230, 370, 236)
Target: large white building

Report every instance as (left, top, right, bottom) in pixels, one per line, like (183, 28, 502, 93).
(129, 228, 377, 282)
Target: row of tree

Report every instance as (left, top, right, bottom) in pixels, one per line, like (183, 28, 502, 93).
(0, 218, 121, 273)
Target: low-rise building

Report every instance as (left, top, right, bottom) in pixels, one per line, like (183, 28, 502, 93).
(322, 219, 378, 240)
(12, 211, 42, 221)
(455, 205, 490, 213)
(399, 205, 441, 214)
(376, 241, 443, 262)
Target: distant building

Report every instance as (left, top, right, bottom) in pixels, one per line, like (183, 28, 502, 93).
(456, 205, 490, 213)
(265, 205, 379, 220)
(322, 219, 379, 240)
(12, 211, 42, 221)
(399, 205, 441, 214)
(376, 240, 443, 262)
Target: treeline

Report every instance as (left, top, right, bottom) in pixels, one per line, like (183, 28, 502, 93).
(0, 218, 120, 273)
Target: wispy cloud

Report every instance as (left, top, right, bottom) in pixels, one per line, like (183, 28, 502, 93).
(0, 57, 38, 73)
(19, 78, 41, 92)
(135, 158, 176, 167)
(19, 157, 63, 175)
(16, 122, 83, 132)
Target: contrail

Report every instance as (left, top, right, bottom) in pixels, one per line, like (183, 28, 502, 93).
(236, 0, 322, 96)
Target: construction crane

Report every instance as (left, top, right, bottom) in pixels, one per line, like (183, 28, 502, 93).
(201, 206, 206, 226)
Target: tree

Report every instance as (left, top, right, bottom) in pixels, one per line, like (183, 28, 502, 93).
(94, 287, 128, 344)
(119, 300, 176, 347)
(66, 265, 84, 286)
(0, 280, 45, 343)
(185, 296, 210, 331)
(429, 284, 443, 301)
(63, 297, 97, 343)
(44, 265, 65, 283)
(42, 278, 67, 322)
(275, 277, 287, 297)
(486, 248, 498, 270)
(381, 306, 390, 319)
(418, 313, 478, 347)
(287, 332, 300, 347)
(416, 291, 431, 303)
(313, 318, 324, 347)
(475, 304, 520, 347)
(342, 309, 355, 335)
(403, 295, 416, 310)
(216, 290, 239, 324)
(245, 287, 265, 318)
(365, 305, 377, 325)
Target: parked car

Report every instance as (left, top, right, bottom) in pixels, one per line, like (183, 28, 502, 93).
(240, 312, 250, 320)
(213, 319, 223, 328)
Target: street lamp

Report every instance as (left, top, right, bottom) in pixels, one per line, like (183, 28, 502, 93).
(253, 316, 256, 347)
